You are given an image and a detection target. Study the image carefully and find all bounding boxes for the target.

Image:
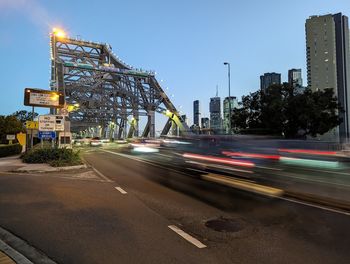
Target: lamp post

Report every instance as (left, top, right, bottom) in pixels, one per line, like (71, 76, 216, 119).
(223, 62, 231, 134)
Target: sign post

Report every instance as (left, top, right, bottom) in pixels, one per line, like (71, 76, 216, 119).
(6, 135, 15, 145)
(24, 88, 65, 150)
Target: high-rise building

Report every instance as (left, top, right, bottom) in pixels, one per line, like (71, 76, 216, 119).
(201, 117, 210, 129)
(210, 96, 222, 132)
(306, 13, 350, 142)
(288, 69, 303, 87)
(193, 100, 201, 127)
(181, 115, 188, 126)
(260, 72, 281, 90)
(223, 96, 239, 134)
(288, 68, 305, 94)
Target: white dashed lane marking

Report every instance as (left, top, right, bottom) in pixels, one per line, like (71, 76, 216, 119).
(115, 186, 127, 194)
(168, 225, 207, 249)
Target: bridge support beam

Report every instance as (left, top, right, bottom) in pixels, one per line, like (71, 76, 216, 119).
(161, 118, 172, 136)
(171, 121, 178, 136)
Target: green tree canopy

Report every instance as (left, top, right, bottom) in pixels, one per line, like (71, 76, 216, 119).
(12, 110, 38, 123)
(0, 115, 25, 143)
(231, 84, 342, 138)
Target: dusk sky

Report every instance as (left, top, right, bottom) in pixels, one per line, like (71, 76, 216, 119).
(1, 0, 350, 125)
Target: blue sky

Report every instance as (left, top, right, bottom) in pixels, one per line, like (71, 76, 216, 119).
(1, 0, 349, 126)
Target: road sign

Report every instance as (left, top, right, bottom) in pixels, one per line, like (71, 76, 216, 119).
(38, 131, 56, 139)
(25, 121, 39, 130)
(24, 88, 65, 108)
(55, 115, 65, 131)
(16, 132, 26, 152)
(6, 135, 15, 140)
(58, 107, 69, 116)
(39, 115, 56, 131)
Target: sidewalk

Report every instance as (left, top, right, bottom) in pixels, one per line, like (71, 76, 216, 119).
(0, 156, 23, 172)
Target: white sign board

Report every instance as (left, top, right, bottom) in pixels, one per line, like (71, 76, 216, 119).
(38, 115, 56, 131)
(55, 116, 65, 131)
(6, 135, 15, 140)
(29, 92, 59, 107)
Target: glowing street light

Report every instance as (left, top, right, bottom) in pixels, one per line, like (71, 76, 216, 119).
(52, 28, 66, 38)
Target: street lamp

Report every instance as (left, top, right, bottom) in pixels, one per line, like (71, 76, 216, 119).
(223, 62, 231, 134)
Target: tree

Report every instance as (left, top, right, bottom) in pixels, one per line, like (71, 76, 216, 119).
(0, 115, 25, 143)
(12, 110, 38, 123)
(231, 84, 342, 138)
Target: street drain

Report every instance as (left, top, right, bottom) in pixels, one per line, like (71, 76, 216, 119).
(205, 217, 243, 233)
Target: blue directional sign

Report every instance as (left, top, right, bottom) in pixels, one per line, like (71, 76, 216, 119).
(38, 131, 56, 139)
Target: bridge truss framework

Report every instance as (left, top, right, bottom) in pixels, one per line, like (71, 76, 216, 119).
(50, 32, 189, 138)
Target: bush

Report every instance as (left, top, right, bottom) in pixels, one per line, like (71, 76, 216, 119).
(0, 144, 22, 157)
(21, 147, 82, 167)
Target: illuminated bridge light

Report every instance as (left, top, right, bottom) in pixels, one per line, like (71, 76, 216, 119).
(222, 151, 281, 160)
(183, 153, 255, 168)
(52, 28, 66, 38)
(278, 149, 337, 156)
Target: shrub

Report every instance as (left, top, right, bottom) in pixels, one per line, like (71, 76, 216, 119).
(0, 144, 22, 157)
(21, 147, 82, 167)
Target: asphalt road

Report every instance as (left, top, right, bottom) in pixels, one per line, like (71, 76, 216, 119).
(0, 148, 350, 263)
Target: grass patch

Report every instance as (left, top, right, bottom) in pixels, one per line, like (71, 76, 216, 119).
(21, 147, 82, 167)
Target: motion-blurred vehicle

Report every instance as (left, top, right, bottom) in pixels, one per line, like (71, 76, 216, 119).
(90, 137, 102, 147)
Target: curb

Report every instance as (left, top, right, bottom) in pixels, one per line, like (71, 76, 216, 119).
(0, 227, 56, 264)
(12, 164, 87, 173)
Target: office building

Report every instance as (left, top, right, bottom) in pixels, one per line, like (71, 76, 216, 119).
(260, 72, 281, 90)
(223, 96, 239, 134)
(306, 13, 350, 142)
(288, 68, 305, 94)
(288, 69, 303, 87)
(210, 96, 222, 132)
(201, 117, 210, 129)
(193, 100, 201, 127)
(181, 115, 188, 126)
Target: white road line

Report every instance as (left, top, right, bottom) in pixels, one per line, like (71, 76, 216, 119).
(276, 171, 350, 188)
(256, 165, 283, 171)
(157, 153, 173, 158)
(91, 166, 114, 182)
(168, 225, 207, 249)
(115, 186, 127, 194)
(278, 196, 350, 216)
(100, 149, 183, 173)
(82, 157, 113, 182)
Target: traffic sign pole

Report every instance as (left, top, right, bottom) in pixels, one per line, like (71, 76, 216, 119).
(30, 106, 34, 150)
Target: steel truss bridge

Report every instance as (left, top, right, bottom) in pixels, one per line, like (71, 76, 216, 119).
(50, 32, 189, 138)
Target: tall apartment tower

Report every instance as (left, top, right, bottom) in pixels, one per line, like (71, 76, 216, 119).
(306, 13, 350, 142)
(260, 72, 281, 90)
(210, 96, 222, 132)
(193, 100, 201, 127)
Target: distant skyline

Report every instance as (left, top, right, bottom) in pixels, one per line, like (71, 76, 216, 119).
(1, 0, 349, 125)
